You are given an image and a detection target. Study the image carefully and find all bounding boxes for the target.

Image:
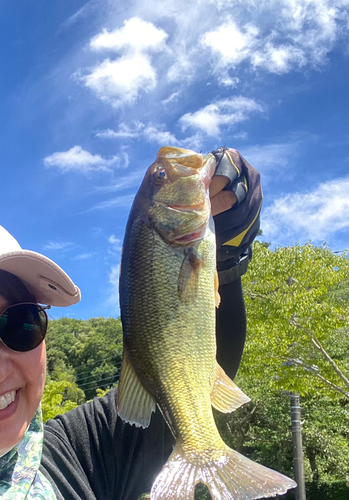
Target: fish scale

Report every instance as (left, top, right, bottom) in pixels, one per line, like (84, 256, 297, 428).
(122, 218, 218, 451)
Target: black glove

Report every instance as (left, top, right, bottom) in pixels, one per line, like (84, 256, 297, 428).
(212, 147, 262, 285)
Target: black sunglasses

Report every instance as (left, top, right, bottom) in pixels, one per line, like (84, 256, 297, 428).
(0, 302, 50, 352)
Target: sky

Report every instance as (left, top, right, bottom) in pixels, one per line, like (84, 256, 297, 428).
(0, 0, 348, 320)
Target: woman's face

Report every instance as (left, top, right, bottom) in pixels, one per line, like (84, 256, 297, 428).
(0, 295, 46, 456)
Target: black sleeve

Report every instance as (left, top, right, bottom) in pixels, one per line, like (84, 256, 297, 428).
(40, 388, 174, 500)
(216, 278, 246, 381)
(211, 147, 260, 381)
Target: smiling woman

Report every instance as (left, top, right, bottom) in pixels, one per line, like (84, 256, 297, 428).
(0, 227, 81, 498)
(0, 304, 46, 462)
(0, 271, 46, 458)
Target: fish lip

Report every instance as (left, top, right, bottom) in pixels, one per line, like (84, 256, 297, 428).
(173, 222, 207, 244)
(156, 220, 207, 245)
(168, 202, 206, 213)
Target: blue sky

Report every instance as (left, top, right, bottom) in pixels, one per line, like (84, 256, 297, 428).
(1, 0, 348, 320)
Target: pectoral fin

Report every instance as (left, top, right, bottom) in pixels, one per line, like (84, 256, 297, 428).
(178, 248, 204, 303)
(117, 349, 156, 427)
(211, 363, 250, 412)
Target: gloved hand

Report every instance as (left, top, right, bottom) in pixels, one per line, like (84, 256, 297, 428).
(210, 147, 262, 285)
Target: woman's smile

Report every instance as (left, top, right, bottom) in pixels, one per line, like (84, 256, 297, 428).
(0, 389, 19, 422)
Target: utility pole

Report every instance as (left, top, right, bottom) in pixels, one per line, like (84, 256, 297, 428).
(290, 394, 306, 500)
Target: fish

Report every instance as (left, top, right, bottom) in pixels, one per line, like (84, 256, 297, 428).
(118, 146, 296, 499)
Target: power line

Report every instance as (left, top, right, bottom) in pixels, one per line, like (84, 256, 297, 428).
(81, 381, 119, 393)
(74, 354, 122, 373)
(75, 364, 122, 384)
(47, 357, 122, 381)
(78, 374, 120, 389)
(66, 355, 122, 379)
(75, 361, 122, 380)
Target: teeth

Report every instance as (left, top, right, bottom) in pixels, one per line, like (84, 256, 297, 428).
(0, 391, 16, 410)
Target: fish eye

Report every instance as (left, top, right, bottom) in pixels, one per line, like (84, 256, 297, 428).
(152, 165, 168, 185)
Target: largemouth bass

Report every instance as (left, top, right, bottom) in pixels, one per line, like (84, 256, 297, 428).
(118, 147, 296, 499)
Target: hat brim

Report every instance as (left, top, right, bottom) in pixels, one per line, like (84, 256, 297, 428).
(0, 250, 81, 307)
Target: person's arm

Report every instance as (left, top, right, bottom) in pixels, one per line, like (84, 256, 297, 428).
(216, 277, 247, 380)
(211, 148, 262, 380)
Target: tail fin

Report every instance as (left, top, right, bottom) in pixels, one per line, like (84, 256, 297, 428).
(151, 442, 296, 500)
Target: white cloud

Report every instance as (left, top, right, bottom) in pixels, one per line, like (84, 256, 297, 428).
(167, 51, 196, 83)
(108, 234, 123, 253)
(251, 42, 307, 73)
(44, 146, 119, 173)
(95, 129, 124, 140)
(241, 143, 297, 172)
(90, 17, 168, 52)
(91, 227, 103, 237)
(80, 17, 169, 106)
(161, 92, 181, 105)
(143, 124, 179, 145)
(73, 253, 94, 260)
(108, 263, 120, 312)
(233, 131, 248, 140)
(96, 122, 144, 139)
(200, 1, 349, 75)
(84, 195, 135, 212)
(180, 132, 206, 152)
(119, 152, 130, 169)
(219, 76, 240, 88)
(72, 1, 349, 112)
(108, 234, 122, 246)
(44, 241, 73, 251)
(93, 171, 144, 193)
(83, 53, 157, 106)
(262, 176, 349, 243)
(96, 121, 179, 145)
(241, 134, 317, 175)
(60, 0, 97, 30)
(180, 97, 265, 137)
(201, 21, 259, 66)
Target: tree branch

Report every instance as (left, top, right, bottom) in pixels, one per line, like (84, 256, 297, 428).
(290, 317, 349, 389)
(288, 357, 349, 400)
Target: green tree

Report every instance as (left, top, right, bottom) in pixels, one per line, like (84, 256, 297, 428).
(41, 379, 79, 422)
(241, 242, 349, 399)
(46, 316, 123, 400)
(228, 241, 349, 485)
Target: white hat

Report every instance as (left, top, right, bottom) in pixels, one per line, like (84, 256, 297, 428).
(0, 226, 81, 307)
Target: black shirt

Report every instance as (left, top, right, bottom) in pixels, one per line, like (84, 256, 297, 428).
(41, 388, 173, 500)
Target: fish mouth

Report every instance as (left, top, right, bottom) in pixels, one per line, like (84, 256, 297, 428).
(173, 222, 207, 243)
(169, 202, 206, 212)
(168, 201, 208, 243)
